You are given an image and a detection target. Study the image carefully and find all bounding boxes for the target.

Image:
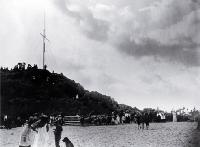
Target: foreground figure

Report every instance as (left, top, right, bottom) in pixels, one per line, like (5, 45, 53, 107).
(19, 120, 36, 147)
(54, 121, 63, 147)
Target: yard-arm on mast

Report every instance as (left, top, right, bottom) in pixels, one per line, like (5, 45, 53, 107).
(40, 12, 49, 70)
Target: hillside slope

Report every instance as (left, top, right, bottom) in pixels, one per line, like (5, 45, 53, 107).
(1, 64, 137, 117)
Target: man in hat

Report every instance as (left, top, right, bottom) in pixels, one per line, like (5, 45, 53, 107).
(54, 121, 63, 147)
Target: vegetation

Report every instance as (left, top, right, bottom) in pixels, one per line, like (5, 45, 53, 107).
(1, 63, 198, 123)
(1, 63, 138, 117)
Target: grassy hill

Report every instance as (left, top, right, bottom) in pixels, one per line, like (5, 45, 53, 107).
(1, 63, 138, 117)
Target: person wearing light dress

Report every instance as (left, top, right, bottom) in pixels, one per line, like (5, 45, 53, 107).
(19, 119, 37, 147)
(32, 115, 50, 147)
(32, 123, 50, 147)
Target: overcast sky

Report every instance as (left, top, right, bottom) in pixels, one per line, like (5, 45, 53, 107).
(1, 0, 200, 111)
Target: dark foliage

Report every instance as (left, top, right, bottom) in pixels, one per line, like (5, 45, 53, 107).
(1, 63, 137, 117)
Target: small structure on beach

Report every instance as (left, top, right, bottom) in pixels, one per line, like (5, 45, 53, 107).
(63, 115, 81, 126)
(172, 111, 177, 122)
(157, 112, 166, 122)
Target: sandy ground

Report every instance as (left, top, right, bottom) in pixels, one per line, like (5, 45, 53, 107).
(0, 122, 199, 147)
(188, 128, 200, 147)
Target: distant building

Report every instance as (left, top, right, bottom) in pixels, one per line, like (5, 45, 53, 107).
(157, 112, 166, 121)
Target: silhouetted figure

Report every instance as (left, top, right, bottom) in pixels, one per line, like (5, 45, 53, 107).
(4, 116, 12, 129)
(27, 64, 32, 70)
(16, 116, 22, 127)
(54, 121, 63, 147)
(44, 64, 47, 70)
(13, 65, 19, 71)
(136, 114, 141, 129)
(33, 64, 38, 70)
(80, 116, 84, 126)
(144, 113, 150, 130)
(141, 113, 145, 130)
(197, 115, 200, 130)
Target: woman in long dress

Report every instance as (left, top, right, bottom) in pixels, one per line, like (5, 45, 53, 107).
(32, 123, 50, 147)
(32, 115, 50, 147)
(19, 121, 35, 147)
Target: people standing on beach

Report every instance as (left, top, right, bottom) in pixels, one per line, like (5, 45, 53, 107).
(136, 114, 141, 129)
(4, 115, 12, 129)
(32, 114, 50, 147)
(54, 121, 63, 147)
(144, 113, 150, 130)
(4, 115, 8, 129)
(19, 118, 36, 147)
(141, 113, 145, 130)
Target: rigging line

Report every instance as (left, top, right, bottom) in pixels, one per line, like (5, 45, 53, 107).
(25, 35, 41, 65)
(46, 42, 58, 70)
(32, 40, 41, 64)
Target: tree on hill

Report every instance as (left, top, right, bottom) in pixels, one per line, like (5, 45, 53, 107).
(1, 63, 137, 117)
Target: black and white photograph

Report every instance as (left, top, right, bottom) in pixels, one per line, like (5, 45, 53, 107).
(0, 0, 200, 146)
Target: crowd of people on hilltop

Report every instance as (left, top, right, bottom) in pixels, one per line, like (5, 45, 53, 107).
(0, 62, 39, 72)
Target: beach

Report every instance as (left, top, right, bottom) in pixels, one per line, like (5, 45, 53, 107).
(0, 122, 199, 147)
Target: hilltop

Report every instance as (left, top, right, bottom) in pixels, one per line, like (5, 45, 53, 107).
(1, 63, 138, 117)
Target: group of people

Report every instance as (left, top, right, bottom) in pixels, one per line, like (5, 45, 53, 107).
(18, 112, 150, 146)
(135, 112, 150, 130)
(80, 111, 134, 126)
(1, 115, 25, 129)
(19, 114, 65, 147)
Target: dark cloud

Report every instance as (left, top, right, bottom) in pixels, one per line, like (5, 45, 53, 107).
(54, 0, 109, 41)
(191, 0, 200, 5)
(151, 0, 200, 29)
(53, 0, 200, 66)
(116, 35, 200, 66)
(113, 0, 200, 66)
(80, 18, 109, 41)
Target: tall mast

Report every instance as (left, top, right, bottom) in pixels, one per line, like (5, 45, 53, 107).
(43, 13, 45, 69)
(40, 12, 49, 69)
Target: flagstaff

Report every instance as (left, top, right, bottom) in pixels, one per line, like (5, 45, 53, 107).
(40, 12, 49, 70)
